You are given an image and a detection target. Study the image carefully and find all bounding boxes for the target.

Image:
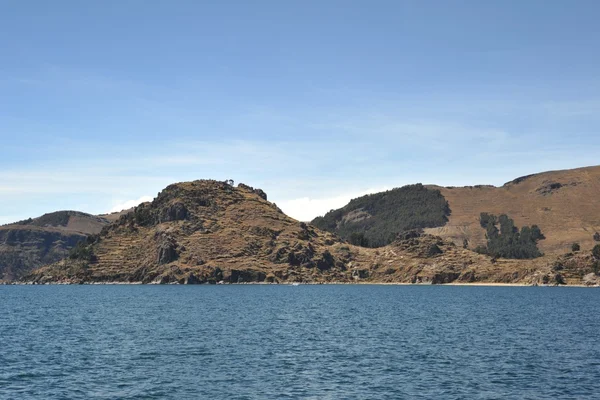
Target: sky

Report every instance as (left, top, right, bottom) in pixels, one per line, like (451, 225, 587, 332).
(1, 0, 600, 223)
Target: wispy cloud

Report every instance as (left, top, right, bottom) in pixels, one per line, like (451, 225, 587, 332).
(278, 186, 390, 222)
(109, 196, 154, 213)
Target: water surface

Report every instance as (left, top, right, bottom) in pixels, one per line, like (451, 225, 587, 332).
(1, 285, 599, 399)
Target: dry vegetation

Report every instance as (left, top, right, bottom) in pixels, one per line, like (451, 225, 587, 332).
(426, 165, 600, 255)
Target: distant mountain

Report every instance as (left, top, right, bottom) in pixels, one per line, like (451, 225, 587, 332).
(0, 211, 110, 281)
(22, 179, 600, 286)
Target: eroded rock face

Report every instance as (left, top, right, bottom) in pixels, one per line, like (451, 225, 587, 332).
(228, 269, 267, 283)
(157, 236, 179, 265)
(352, 269, 369, 279)
(316, 250, 336, 271)
(159, 203, 189, 223)
(237, 183, 268, 200)
(253, 189, 267, 201)
(431, 272, 460, 284)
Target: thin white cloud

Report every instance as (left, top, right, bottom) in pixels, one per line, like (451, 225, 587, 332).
(0, 216, 22, 225)
(109, 196, 154, 213)
(278, 186, 390, 222)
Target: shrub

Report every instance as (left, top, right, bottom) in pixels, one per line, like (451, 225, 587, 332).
(349, 232, 369, 247)
(572, 243, 581, 252)
(477, 213, 544, 259)
(474, 245, 488, 255)
(69, 241, 97, 262)
(594, 232, 600, 242)
(593, 244, 600, 260)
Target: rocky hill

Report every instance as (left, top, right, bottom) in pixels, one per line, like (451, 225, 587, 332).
(0, 211, 110, 281)
(22, 180, 600, 286)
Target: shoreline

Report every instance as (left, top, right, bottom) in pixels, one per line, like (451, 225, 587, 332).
(3, 280, 597, 288)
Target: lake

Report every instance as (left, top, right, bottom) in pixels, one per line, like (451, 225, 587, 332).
(1, 285, 599, 399)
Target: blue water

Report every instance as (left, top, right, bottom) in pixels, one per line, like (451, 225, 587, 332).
(1, 285, 599, 399)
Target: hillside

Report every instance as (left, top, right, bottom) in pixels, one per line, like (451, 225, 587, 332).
(425, 165, 600, 254)
(22, 180, 600, 286)
(0, 211, 110, 281)
(310, 165, 600, 256)
(312, 184, 450, 247)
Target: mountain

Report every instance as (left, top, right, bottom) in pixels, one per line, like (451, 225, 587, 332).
(22, 179, 600, 286)
(0, 211, 111, 281)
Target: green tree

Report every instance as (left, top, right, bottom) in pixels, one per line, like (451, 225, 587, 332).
(594, 232, 600, 242)
(312, 184, 450, 248)
(349, 232, 370, 247)
(571, 243, 581, 252)
(477, 213, 544, 259)
(593, 244, 600, 260)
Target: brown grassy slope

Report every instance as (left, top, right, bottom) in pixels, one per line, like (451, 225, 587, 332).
(24, 180, 599, 286)
(425, 165, 600, 254)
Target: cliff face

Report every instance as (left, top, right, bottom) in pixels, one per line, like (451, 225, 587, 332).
(23, 180, 600, 286)
(0, 211, 110, 281)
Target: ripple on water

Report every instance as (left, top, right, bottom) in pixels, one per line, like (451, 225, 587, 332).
(1, 285, 599, 399)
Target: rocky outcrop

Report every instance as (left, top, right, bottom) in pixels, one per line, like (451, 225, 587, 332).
(157, 235, 179, 265)
(583, 273, 600, 287)
(158, 203, 189, 223)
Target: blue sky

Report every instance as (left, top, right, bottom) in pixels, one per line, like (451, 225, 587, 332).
(1, 0, 600, 222)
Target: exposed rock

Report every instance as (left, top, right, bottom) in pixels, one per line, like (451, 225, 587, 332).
(583, 273, 599, 287)
(431, 272, 460, 284)
(253, 189, 267, 201)
(229, 269, 266, 283)
(426, 244, 443, 257)
(352, 269, 369, 279)
(159, 202, 189, 222)
(316, 250, 335, 271)
(157, 236, 179, 265)
(184, 273, 202, 284)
